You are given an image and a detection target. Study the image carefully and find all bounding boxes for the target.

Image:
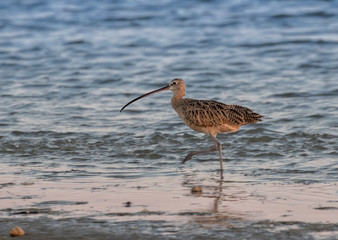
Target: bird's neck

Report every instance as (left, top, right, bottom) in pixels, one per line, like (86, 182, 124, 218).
(171, 89, 185, 106)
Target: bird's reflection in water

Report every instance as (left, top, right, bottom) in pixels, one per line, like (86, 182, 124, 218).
(181, 172, 246, 226)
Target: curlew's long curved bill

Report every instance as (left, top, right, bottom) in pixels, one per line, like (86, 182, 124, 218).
(120, 85, 170, 112)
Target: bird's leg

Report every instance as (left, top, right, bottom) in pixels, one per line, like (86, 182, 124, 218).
(181, 145, 217, 164)
(210, 135, 223, 179)
(181, 134, 223, 168)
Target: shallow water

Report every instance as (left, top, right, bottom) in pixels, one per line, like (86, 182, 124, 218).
(0, 0, 338, 239)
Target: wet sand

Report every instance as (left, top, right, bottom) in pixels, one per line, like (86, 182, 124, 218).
(1, 171, 337, 239)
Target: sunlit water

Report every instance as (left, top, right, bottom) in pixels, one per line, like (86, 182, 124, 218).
(0, 0, 338, 239)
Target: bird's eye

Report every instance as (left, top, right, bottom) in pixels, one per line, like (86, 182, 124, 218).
(172, 81, 177, 85)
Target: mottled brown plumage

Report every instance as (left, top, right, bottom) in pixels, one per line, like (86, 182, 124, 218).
(172, 98, 262, 135)
(120, 78, 263, 178)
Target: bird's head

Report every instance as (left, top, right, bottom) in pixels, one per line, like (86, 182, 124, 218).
(169, 78, 185, 92)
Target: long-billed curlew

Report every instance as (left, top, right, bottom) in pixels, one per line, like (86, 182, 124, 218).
(120, 78, 263, 177)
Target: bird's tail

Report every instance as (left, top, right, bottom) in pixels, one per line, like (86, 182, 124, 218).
(244, 111, 263, 124)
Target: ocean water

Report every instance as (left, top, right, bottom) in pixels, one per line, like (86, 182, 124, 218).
(0, 0, 338, 239)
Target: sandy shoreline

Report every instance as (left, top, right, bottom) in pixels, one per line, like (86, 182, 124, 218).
(1, 173, 337, 239)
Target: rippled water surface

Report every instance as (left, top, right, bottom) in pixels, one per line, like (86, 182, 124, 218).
(0, 0, 338, 239)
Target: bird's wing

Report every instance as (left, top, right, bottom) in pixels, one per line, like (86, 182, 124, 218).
(178, 99, 262, 128)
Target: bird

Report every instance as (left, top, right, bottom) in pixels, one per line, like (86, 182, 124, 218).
(120, 78, 263, 177)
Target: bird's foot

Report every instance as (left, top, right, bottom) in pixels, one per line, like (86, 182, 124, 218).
(181, 153, 194, 164)
(220, 169, 224, 180)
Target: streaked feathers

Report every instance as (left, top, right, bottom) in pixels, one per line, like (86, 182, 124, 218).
(172, 98, 263, 132)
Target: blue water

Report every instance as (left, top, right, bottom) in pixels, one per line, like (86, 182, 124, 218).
(1, 0, 338, 239)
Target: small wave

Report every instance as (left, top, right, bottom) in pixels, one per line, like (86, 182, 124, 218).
(36, 200, 88, 206)
(64, 39, 86, 45)
(270, 88, 338, 98)
(237, 39, 338, 48)
(271, 11, 335, 19)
